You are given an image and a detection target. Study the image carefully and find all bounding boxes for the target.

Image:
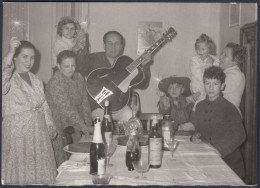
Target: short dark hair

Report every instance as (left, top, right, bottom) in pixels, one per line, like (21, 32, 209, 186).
(226, 42, 247, 70)
(13, 40, 36, 60)
(57, 18, 79, 37)
(103, 31, 124, 44)
(57, 50, 76, 65)
(203, 66, 226, 84)
(195, 33, 217, 56)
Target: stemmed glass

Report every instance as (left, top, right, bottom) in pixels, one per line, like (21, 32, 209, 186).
(105, 140, 118, 167)
(165, 138, 179, 161)
(132, 148, 150, 179)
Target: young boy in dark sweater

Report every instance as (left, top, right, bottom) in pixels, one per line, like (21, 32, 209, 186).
(191, 66, 246, 179)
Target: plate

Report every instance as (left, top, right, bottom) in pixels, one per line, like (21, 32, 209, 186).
(64, 142, 91, 154)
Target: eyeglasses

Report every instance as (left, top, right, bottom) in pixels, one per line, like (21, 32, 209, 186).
(105, 42, 121, 47)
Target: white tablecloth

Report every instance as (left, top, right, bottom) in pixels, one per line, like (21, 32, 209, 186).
(55, 136, 245, 186)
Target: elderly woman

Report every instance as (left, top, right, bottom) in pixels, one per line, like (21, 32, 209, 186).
(46, 50, 93, 167)
(2, 37, 57, 185)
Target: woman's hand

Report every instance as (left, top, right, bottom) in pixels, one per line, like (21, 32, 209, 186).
(9, 37, 21, 54)
(6, 37, 21, 67)
(49, 129, 58, 140)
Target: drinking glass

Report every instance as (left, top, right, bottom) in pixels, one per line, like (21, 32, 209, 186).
(105, 140, 118, 167)
(165, 138, 179, 161)
(132, 147, 150, 179)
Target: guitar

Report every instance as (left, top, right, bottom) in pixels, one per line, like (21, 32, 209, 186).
(86, 27, 177, 112)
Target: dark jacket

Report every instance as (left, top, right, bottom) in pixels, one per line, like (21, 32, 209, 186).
(191, 95, 246, 178)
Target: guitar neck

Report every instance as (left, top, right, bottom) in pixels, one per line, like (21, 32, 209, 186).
(126, 36, 169, 73)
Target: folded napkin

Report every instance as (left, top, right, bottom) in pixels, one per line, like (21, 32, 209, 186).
(57, 160, 90, 180)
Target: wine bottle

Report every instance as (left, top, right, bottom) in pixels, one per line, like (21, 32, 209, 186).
(101, 100, 113, 145)
(149, 117, 162, 168)
(161, 115, 173, 151)
(90, 117, 106, 175)
(125, 134, 140, 171)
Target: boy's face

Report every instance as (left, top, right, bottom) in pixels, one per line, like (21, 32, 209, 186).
(220, 47, 236, 70)
(167, 83, 184, 99)
(204, 78, 225, 101)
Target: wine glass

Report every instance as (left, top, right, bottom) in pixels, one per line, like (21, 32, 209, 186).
(132, 148, 150, 179)
(105, 140, 118, 167)
(165, 138, 179, 161)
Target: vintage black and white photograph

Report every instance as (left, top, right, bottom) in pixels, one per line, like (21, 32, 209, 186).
(1, 2, 258, 186)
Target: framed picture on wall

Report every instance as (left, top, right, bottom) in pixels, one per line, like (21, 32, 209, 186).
(229, 3, 241, 27)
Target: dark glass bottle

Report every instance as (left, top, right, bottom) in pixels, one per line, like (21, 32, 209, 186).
(125, 134, 140, 171)
(161, 115, 173, 151)
(149, 117, 162, 168)
(101, 100, 113, 145)
(90, 117, 106, 175)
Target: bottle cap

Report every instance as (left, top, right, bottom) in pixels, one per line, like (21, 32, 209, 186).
(104, 100, 109, 107)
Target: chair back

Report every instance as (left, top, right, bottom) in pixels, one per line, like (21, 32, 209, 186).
(139, 113, 163, 132)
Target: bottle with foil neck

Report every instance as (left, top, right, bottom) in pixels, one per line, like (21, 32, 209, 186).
(90, 117, 106, 175)
(101, 100, 113, 145)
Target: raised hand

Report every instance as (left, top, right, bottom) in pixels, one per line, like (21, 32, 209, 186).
(9, 37, 21, 53)
(6, 37, 21, 67)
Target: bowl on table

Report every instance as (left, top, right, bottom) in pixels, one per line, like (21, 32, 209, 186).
(91, 173, 113, 185)
(64, 142, 91, 162)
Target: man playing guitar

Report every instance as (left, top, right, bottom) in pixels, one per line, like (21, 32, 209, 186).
(76, 31, 152, 122)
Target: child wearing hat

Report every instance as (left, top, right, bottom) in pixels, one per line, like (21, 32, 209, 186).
(158, 76, 195, 125)
(190, 66, 246, 178)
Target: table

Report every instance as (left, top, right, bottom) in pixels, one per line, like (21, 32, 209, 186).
(55, 135, 245, 186)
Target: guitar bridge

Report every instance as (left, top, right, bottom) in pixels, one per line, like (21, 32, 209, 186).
(94, 86, 114, 104)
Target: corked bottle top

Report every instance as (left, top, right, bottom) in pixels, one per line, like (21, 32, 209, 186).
(92, 117, 103, 143)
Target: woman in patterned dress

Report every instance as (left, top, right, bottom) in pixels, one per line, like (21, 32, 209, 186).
(46, 50, 93, 167)
(2, 37, 57, 185)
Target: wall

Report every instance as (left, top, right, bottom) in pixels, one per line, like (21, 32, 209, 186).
(87, 2, 221, 113)
(3, 3, 256, 112)
(219, 3, 257, 51)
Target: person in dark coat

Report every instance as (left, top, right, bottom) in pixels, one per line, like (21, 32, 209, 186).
(191, 66, 246, 179)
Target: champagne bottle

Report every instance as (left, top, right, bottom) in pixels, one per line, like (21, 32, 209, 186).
(101, 100, 113, 145)
(90, 117, 106, 175)
(149, 116, 162, 168)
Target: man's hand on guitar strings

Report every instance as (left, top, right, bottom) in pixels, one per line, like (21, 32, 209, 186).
(142, 54, 153, 66)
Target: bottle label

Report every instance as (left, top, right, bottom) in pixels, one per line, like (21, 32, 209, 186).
(97, 158, 106, 175)
(162, 130, 170, 148)
(104, 114, 112, 122)
(104, 132, 112, 145)
(149, 138, 162, 165)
